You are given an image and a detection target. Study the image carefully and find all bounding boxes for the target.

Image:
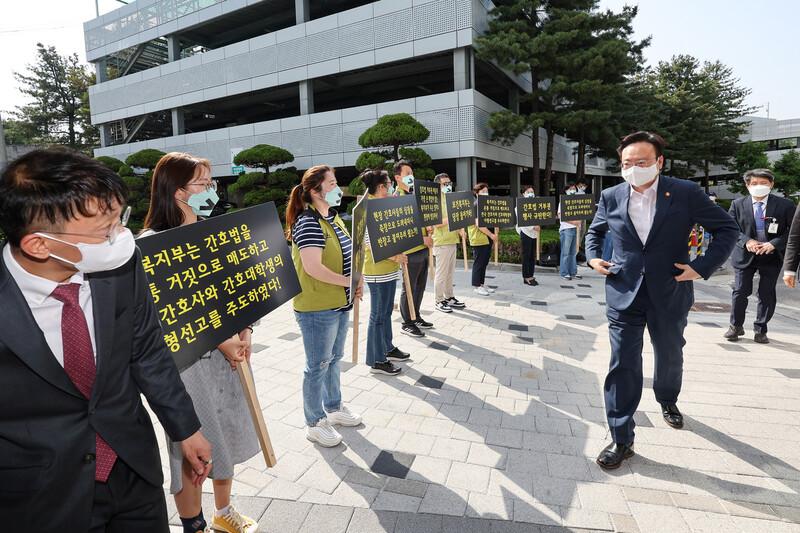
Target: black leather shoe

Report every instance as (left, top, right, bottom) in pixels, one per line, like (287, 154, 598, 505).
(596, 442, 634, 469)
(754, 332, 769, 344)
(661, 404, 684, 429)
(724, 325, 744, 341)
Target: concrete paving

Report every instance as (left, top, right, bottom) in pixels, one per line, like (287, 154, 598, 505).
(155, 261, 800, 532)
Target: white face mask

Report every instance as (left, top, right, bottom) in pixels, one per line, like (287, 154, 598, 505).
(621, 162, 659, 187)
(37, 228, 136, 273)
(748, 184, 771, 198)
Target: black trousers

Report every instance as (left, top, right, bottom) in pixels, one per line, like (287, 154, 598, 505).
(400, 248, 429, 325)
(89, 459, 169, 533)
(731, 255, 782, 334)
(471, 244, 492, 287)
(520, 233, 537, 279)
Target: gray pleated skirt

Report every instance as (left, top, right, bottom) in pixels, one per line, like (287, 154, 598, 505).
(166, 349, 260, 494)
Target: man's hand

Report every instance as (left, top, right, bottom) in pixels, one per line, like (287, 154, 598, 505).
(784, 274, 796, 288)
(674, 263, 700, 281)
(394, 253, 408, 265)
(458, 229, 465, 238)
(489, 232, 498, 243)
(180, 431, 212, 487)
(756, 242, 775, 255)
(423, 236, 434, 248)
(745, 239, 761, 253)
(589, 258, 614, 275)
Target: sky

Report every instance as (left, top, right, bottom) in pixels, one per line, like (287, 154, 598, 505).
(1, 0, 799, 120)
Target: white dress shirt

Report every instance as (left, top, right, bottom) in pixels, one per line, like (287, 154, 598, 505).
(2, 244, 97, 367)
(628, 176, 659, 244)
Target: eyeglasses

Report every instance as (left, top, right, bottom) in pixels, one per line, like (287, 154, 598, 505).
(621, 158, 657, 170)
(39, 206, 132, 245)
(186, 180, 218, 192)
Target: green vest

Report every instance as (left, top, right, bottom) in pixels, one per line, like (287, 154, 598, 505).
(399, 188, 428, 254)
(468, 224, 490, 246)
(364, 194, 401, 276)
(433, 199, 459, 246)
(291, 206, 350, 312)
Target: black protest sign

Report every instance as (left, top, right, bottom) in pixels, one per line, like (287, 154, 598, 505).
(349, 195, 368, 303)
(559, 194, 596, 221)
(444, 190, 475, 231)
(365, 194, 424, 263)
(477, 195, 517, 228)
(137, 202, 301, 371)
(414, 180, 442, 226)
(516, 197, 557, 226)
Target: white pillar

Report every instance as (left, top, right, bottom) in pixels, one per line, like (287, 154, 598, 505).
(453, 48, 473, 91)
(172, 108, 185, 136)
(296, 0, 309, 24)
(299, 80, 314, 115)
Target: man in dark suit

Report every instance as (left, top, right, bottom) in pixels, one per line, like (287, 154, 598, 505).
(0, 150, 211, 531)
(782, 201, 800, 289)
(725, 169, 796, 344)
(586, 132, 738, 469)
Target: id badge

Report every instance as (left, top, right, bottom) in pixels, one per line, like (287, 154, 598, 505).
(768, 221, 779, 234)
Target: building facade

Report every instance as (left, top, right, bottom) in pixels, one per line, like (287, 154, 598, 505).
(84, 0, 615, 195)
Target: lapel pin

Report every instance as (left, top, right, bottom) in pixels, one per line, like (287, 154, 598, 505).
(665, 192, 671, 197)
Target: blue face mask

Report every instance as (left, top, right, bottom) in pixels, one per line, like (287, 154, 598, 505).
(578, 186, 586, 193)
(524, 192, 535, 198)
(385, 184, 395, 196)
(566, 189, 577, 195)
(442, 183, 452, 193)
(402, 174, 414, 188)
(179, 187, 219, 216)
(324, 185, 343, 207)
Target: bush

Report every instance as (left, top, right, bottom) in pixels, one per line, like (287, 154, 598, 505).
(233, 145, 294, 174)
(125, 149, 166, 170)
(94, 156, 125, 173)
(118, 164, 134, 177)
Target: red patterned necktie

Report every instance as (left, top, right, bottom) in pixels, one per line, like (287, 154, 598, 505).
(51, 283, 117, 482)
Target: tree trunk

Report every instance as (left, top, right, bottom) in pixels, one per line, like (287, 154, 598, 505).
(576, 128, 586, 183)
(68, 115, 76, 149)
(703, 160, 710, 193)
(544, 120, 554, 195)
(393, 144, 400, 162)
(530, 69, 541, 195)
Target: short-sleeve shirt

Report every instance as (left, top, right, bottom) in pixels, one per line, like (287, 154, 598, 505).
(293, 213, 353, 311)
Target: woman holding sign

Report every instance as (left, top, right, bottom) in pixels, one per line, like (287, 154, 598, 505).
(516, 185, 540, 286)
(140, 152, 259, 533)
(469, 183, 497, 296)
(558, 182, 582, 281)
(359, 169, 410, 376)
(286, 166, 364, 448)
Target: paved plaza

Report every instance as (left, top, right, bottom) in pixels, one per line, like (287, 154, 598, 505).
(157, 262, 800, 532)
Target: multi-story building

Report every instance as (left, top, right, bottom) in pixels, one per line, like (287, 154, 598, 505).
(84, 0, 616, 196)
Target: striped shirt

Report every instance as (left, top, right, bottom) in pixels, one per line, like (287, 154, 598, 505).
(364, 228, 400, 284)
(294, 213, 353, 311)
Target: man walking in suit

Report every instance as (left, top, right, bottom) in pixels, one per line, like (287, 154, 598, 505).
(586, 132, 738, 469)
(0, 150, 211, 531)
(725, 169, 796, 344)
(781, 199, 800, 288)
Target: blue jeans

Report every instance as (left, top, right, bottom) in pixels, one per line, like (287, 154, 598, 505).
(295, 308, 350, 426)
(366, 280, 397, 366)
(559, 227, 578, 277)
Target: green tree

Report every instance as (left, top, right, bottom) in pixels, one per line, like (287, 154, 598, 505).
(94, 156, 125, 173)
(9, 43, 98, 154)
(773, 149, 800, 198)
(124, 149, 165, 219)
(229, 144, 297, 212)
(356, 113, 434, 180)
(727, 141, 770, 195)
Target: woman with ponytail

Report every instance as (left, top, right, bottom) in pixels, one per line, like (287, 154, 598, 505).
(360, 169, 410, 376)
(288, 165, 363, 448)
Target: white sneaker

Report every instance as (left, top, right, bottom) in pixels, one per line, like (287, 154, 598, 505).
(474, 286, 490, 296)
(325, 405, 363, 427)
(306, 418, 342, 447)
(485, 286, 496, 293)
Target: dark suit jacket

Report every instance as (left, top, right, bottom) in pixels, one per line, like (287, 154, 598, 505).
(781, 201, 800, 274)
(0, 246, 201, 531)
(586, 175, 738, 312)
(727, 194, 796, 269)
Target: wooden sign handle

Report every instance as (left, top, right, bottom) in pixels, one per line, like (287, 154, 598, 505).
(494, 228, 499, 265)
(428, 229, 435, 281)
(536, 232, 541, 262)
(351, 298, 359, 364)
(401, 263, 416, 321)
(236, 360, 277, 467)
(462, 233, 468, 272)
